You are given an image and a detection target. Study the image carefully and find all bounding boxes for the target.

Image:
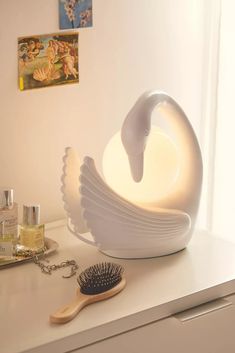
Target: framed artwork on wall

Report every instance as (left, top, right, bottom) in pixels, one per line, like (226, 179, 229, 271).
(18, 32, 79, 91)
(59, 0, 93, 29)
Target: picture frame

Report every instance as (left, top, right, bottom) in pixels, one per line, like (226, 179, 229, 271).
(18, 32, 79, 91)
(59, 0, 93, 29)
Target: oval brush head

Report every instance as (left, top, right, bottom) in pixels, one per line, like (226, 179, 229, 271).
(78, 262, 124, 295)
(50, 262, 125, 324)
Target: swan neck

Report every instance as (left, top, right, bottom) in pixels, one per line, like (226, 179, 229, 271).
(143, 92, 203, 215)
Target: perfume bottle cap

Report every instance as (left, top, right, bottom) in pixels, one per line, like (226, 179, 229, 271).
(23, 205, 40, 226)
(0, 189, 14, 209)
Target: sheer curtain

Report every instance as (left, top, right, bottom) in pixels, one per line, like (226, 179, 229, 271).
(211, 0, 235, 242)
(196, 0, 221, 232)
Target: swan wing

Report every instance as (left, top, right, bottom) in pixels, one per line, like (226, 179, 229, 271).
(80, 157, 191, 241)
(61, 147, 88, 233)
(80, 157, 186, 221)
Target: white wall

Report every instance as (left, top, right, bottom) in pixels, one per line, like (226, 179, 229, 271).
(0, 0, 208, 223)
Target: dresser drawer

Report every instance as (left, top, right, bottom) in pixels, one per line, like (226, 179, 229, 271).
(71, 294, 235, 353)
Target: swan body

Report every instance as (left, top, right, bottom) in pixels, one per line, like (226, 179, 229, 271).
(61, 91, 203, 258)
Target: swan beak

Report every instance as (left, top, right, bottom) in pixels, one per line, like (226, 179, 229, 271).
(128, 153, 144, 182)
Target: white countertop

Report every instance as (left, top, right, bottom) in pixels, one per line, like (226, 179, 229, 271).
(1, 222, 235, 353)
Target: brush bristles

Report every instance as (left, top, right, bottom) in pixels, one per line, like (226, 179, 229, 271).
(78, 262, 124, 295)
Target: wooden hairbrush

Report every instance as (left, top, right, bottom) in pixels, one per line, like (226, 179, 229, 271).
(50, 262, 126, 324)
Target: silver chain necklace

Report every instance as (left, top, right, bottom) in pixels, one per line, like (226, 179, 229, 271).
(33, 255, 79, 278)
(14, 245, 79, 278)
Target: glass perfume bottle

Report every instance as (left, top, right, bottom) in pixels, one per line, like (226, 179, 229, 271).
(0, 189, 18, 257)
(19, 205, 45, 251)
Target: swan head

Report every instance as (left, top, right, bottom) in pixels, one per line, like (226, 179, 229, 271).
(121, 91, 170, 182)
(121, 94, 152, 182)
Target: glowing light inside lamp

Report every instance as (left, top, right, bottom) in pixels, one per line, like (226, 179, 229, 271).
(102, 126, 180, 203)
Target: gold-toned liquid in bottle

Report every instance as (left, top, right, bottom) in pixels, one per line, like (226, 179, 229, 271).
(19, 205, 45, 251)
(0, 189, 18, 257)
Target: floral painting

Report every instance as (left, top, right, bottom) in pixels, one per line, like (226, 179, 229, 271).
(59, 0, 92, 29)
(18, 32, 79, 90)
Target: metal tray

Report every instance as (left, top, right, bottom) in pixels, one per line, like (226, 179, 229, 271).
(0, 237, 59, 269)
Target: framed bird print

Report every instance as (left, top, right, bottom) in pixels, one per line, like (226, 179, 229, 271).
(59, 0, 93, 29)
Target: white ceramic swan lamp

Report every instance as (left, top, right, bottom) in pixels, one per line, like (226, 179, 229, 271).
(61, 91, 203, 258)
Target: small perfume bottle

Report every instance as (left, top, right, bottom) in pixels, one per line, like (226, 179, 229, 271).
(19, 205, 45, 251)
(0, 189, 18, 257)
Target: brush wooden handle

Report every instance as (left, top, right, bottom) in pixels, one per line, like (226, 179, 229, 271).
(50, 278, 126, 324)
(49, 291, 88, 324)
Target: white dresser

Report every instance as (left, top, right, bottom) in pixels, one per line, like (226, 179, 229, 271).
(1, 222, 235, 353)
